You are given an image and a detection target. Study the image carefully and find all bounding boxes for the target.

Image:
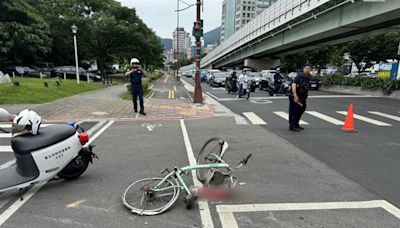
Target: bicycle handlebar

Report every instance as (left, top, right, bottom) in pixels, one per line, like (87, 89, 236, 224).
(235, 153, 252, 169)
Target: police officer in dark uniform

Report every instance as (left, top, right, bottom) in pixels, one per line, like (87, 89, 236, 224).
(288, 64, 312, 131)
(125, 58, 146, 115)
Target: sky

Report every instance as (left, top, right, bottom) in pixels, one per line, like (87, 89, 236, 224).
(117, 0, 223, 39)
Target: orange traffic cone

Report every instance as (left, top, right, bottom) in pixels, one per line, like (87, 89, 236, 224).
(341, 103, 356, 132)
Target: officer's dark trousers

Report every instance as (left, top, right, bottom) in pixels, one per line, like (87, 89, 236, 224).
(289, 97, 307, 128)
(131, 85, 144, 112)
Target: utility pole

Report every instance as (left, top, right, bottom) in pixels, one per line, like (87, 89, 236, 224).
(176, 0, 180, 79)
(193, 0, 203, 103)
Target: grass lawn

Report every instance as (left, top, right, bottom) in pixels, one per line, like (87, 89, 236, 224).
(0, 77, 103, 104)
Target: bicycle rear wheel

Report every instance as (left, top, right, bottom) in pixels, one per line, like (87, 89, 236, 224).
(196, 137, 224, 182)
(122, 177, 180, 216)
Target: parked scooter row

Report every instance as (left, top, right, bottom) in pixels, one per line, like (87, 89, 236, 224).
(0, 108, 98, 200)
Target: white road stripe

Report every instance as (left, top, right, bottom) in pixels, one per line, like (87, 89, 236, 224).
(216, 200, 400, 218)
(368, 111, 400, 122)
(243, 112, 267, 125)
(174, 86, 177, 92)
(0, 160, 15, 170)
(180, 120, 214, 228)
(306, 111, 344, 125)
(0, 183, 46, 226)
(337, 112, 391, 126)
(205, 92, 220, 101)
(273, 111, 309, 125)
(0, 133, 11, 138)
(0, 146, 12, 153)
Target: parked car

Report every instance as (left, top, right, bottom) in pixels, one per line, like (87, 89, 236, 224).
(52, 66, 101, 81)
(209, 72, 229, 87)
(206, 69, 221, 84)
(1, 66, 49, 77)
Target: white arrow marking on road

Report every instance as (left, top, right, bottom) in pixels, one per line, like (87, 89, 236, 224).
(337, 112, 391, 126)
(0, 146, 12, 153)
(368, 111, 400, 122)
(141, 123, 162, 131)
(273, 112, 309, 125)
(305, 111, 344, 125)
(243, 112, 267, 125)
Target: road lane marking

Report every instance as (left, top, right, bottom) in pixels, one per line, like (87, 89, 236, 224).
(337, 112, 391, 126)
(174, 86, 177, 91)
(368, 111, 400, 122)
(0, 133, 11, 138)
(216, 200, 400, 228)
(243, 112, 267, 125)
(0, 182, 47, 226)
(164, 75, 168, 83)
(306, 111, 344, 125)
(0, 146, 12, 153)
(205, 92, 220, 101)
(172, 90, 175, 99)
(148, 91, 155, 99)
(0, 121, 114, 226)
(180, 120, 214, 228)
(0, 160, 15, 170)
(273, 112, 309, 125)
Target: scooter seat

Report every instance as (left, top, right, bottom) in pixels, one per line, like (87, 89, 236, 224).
(11, 124, 76, 155)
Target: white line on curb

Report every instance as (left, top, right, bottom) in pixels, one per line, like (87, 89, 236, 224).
(180, 120, 214, 228)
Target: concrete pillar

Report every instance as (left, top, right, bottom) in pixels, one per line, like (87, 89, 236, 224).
(244, 57, 281, 71)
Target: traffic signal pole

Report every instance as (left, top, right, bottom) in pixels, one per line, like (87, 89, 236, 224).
(193, 0, 203, 103)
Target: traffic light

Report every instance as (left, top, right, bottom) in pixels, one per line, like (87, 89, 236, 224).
(192, 20, 203, 38)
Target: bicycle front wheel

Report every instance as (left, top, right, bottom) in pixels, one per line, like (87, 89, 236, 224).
(196, 137, 224, 182)
(122, 177, 180, 216)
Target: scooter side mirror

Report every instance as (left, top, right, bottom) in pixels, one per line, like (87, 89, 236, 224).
(0, 108, 12, 122)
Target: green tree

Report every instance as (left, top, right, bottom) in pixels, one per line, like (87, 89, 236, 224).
(0, 0, 52, 65)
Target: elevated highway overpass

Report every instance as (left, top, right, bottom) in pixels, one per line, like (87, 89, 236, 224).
(182, 0, 400, 72)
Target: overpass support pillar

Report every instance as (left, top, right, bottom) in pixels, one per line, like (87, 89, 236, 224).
(244, 57, 280, 71)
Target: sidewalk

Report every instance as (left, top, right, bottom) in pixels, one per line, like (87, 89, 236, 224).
(0, 76, 214, 121)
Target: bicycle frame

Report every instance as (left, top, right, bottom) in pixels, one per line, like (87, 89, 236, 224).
(154, 153, 230, 195)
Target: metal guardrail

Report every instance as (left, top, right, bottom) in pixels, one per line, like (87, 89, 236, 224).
(201, 0, 334, 68)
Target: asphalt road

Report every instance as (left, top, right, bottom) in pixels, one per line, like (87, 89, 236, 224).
(183, 77, 400, 209)
(0, 77, 399, 227)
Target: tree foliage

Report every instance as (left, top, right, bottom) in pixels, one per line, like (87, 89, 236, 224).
(0, 0, 164, 73)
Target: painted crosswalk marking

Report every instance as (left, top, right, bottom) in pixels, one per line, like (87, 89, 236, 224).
(273, 112, 309, 125)
(0, 133, 11, 138)
(305, 111, 344, 125)
(0, 146, 12, 153)
(337, 111, 391, 126)
(368, 111, 400, 122)
(243, 112, 267, 125)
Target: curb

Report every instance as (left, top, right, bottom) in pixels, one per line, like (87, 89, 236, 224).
(320, 86, 400, 100)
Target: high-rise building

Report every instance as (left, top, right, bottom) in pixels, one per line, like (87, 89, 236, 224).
(173, 27, 191, 60)
(221, 0, 236, 42)
(221, 0, 278, 42)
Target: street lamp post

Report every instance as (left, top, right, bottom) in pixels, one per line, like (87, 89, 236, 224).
(71, 24, 80, 84)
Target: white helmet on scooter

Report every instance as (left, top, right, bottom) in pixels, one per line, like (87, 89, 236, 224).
(12, 109, 42, 136)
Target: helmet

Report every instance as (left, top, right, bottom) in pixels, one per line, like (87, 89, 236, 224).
(130, 58, 140, 64)
(12, 109, 41, 136)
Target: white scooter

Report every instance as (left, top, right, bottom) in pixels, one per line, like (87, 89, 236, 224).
(0, 108, 98, 200)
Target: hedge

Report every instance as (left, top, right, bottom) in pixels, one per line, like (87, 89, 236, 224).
(318, 74, 400, 95)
